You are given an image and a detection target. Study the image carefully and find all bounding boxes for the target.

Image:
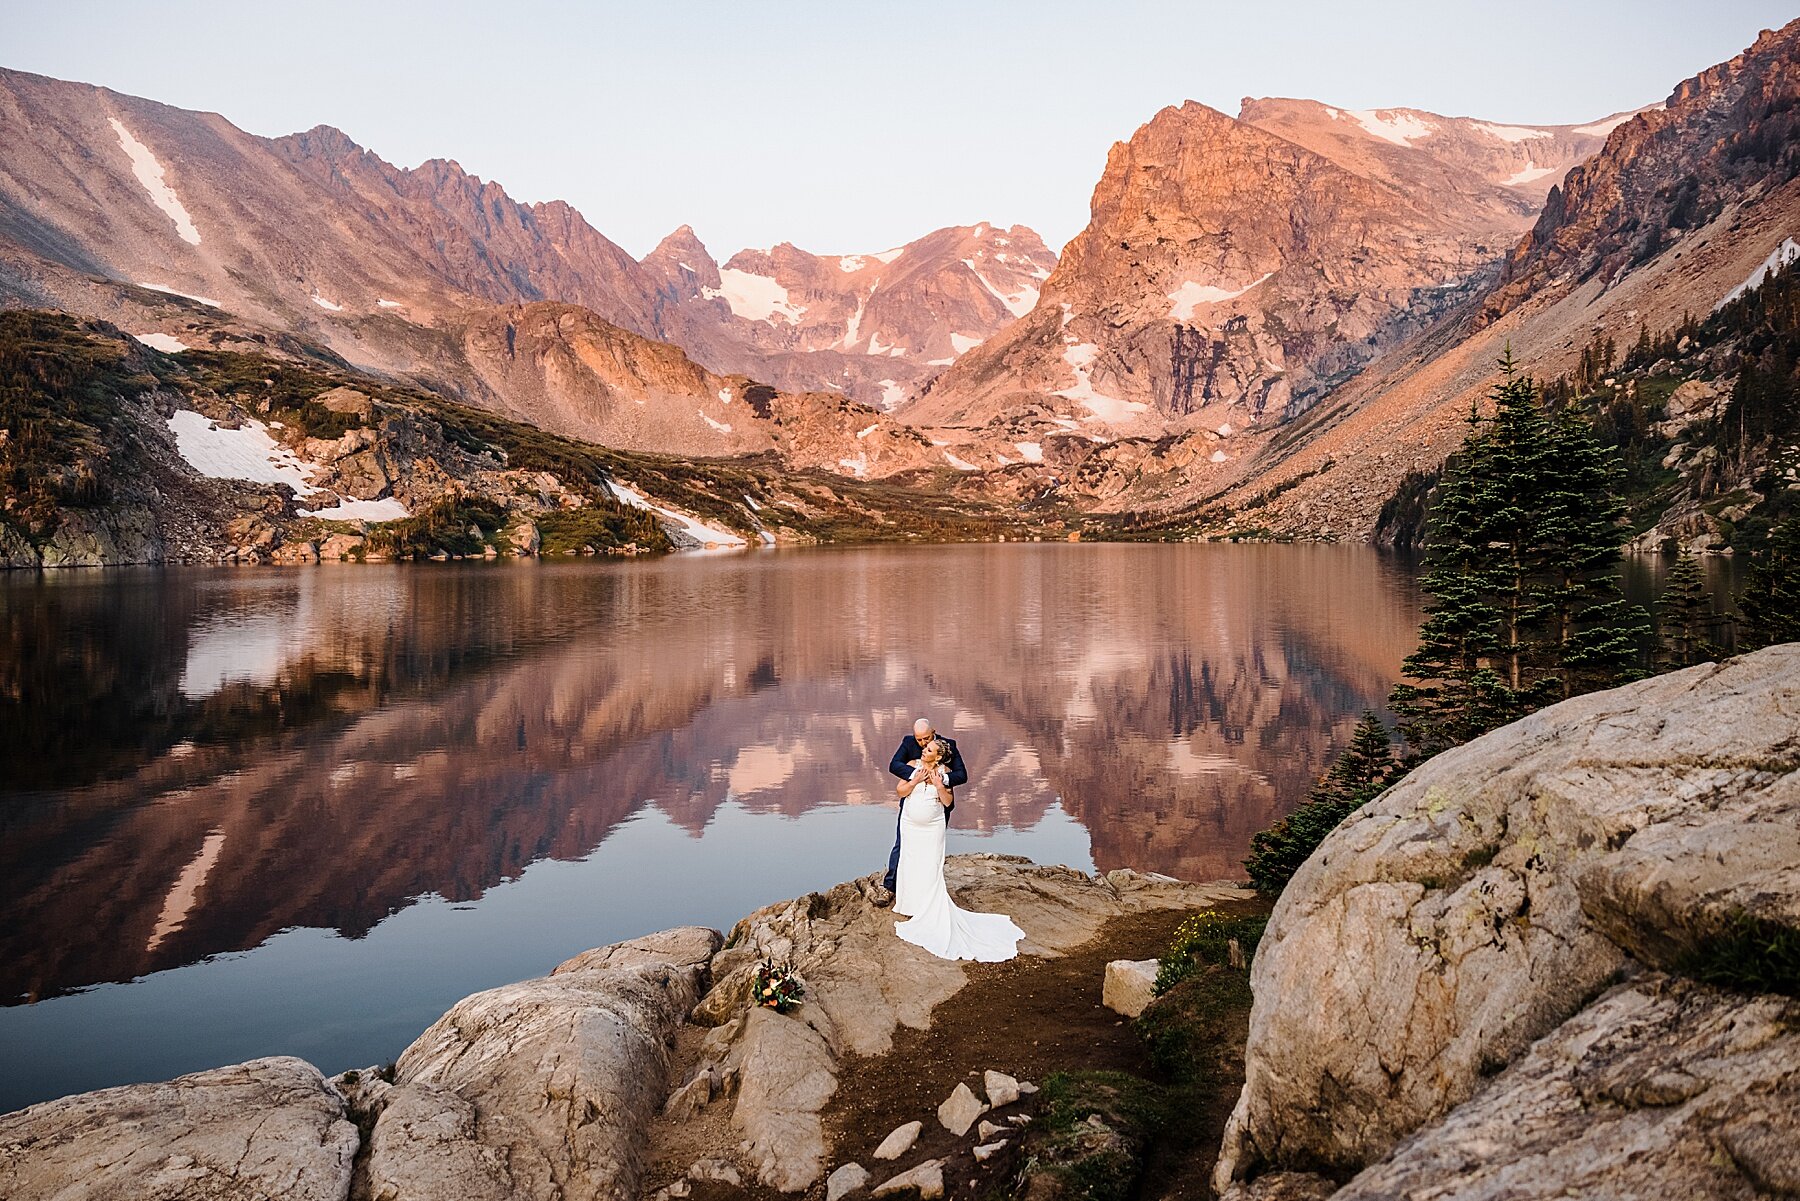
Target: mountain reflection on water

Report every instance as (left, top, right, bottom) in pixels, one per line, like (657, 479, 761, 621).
(0, 544, 1420, 1107)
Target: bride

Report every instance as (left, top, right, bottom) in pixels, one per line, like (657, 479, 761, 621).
(891, 737, 1025, 962)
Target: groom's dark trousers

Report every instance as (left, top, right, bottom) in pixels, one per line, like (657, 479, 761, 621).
(882, 735, 968, 892)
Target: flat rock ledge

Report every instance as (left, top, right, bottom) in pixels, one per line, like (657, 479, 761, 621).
(1217, 643, 1800, 1201)
(0, 859, 1248, 1201)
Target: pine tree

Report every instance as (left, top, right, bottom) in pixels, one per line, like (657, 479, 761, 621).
(1245, 712, 1398, 896)
(1656, 553, 1715, 669)
(1390, 351, 1647, 763)
(1738, 514, 1800, 649)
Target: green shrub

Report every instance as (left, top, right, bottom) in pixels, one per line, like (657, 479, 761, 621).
(1154, 910, 1267, 995)
(367, 496, 508, 559)
(1245, 712, 1399, 896)
(1136, 965, 1253, 1085)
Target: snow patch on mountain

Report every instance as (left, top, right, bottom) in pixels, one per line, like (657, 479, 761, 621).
(706, 269, 805, 324)
(133, 332, 189, 353)
(838, 255, 867, 272)
(377, 298, 404, 309)
(1167, 271, 1276, 320)
(311, 294, 343, 312)
(1717, 237, 1800, 310)
(1347, 108, 1434, 145)
(167, 410, 319, 494)
(606, 479, 746, 547)
(943, 450, 979, 471)
(1054, 342, 1148, 423)
(700, 411, 733, 434)
(1500, 162, 1559, 187)
(298, 497, 410, 522)
(1471, 122, 1551, 143)
(872, 248, 904, 264)
(1014, 441, 1044, 464)
(1573, 112, 1639, 137)
(964, 259, 1039, 317)
(950, 332, 984, 354)
(878, 379, 907, 409)
(108, 118, 201, 245)
(139, 283, 220, 307)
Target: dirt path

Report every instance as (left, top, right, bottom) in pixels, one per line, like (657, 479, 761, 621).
(659, 896, 1265, 1200)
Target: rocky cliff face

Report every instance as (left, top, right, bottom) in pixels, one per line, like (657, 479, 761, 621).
(1184, 18, 1800, 542)
(637, 222, 1055, 408)
(910, 94, 1624, 441)
(1484, 20, 1800, 322)
(1215, 644, 1800, 1198)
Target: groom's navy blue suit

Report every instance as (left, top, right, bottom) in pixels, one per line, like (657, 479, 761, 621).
(882, 734, 968, 893)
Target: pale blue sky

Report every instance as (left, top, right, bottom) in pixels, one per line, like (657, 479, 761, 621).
(7, 1, 1795, 257)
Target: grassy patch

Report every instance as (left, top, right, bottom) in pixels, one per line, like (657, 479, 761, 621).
(0, 311, 160, 540)
(1675, 912, 1800, 997)
(366, 496, 509, 560)
(1154, 910, 1267, 995)
(1018, 1070, 1166, 1201)
(535, 505, 668, 555)
(1136, 964, 1253, 1087)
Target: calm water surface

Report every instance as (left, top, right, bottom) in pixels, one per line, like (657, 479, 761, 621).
(1, 544, 1431, 1109)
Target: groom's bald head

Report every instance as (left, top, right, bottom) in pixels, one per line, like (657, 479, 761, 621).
(914, 717, 934, 740)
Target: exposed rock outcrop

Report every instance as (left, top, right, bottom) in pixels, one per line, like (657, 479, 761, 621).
(364, 927, 722, 1201)
(1216, 643, 1800, 1196)
(0, 1056, 358, 1201)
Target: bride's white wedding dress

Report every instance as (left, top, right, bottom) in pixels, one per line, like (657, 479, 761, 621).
(893, 774, 1024, 962)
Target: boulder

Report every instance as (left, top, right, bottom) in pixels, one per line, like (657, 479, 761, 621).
(983, 1069, 1021, 1108)
(827, 1162, 872, 1201)
(973, 1140, 1008, 1162)
(872, 1120, 923, 1160)
(730, 1006, 837, 1191)
(1102, 959, 1159, 1017)
(1332, 975, 1800, 1200)
(1216, 646, 1800, 1190)
(937, 1082, 987, 1136)
(0, 521, 37, 568)
(0, 1056, 357, 1201)
(374, 929, 718, 1201)
(873, 1159, 945, 1199)
(315, 386, 377, 421)
(37, 506, 162, 567)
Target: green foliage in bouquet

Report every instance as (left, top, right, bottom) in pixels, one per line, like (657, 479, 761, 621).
(754, 959, 805, 1013)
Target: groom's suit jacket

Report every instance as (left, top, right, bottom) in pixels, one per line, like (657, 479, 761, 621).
(889, 735, 967, 819)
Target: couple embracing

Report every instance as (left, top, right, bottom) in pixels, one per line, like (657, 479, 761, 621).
(872, 717, 1025, 962)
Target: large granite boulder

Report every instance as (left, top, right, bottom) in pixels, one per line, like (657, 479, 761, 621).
(0, 1056, 358, 1201)
(366, 927, 721, 1201)
(1333, 975, 1800, 1200)
(1216, 645, 1800, 1191)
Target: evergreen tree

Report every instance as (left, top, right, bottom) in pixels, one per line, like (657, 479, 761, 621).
(1245, 713, 1398, 896)
(1390, 350, 1647, 763)
(1656, 553, 1715, 669)
(1738, 514, 1800, 649)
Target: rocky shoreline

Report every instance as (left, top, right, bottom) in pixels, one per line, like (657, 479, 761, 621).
(3, 645, 1797, 1201)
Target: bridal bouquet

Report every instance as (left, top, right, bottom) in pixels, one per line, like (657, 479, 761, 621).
(754, 959, 805, 1013)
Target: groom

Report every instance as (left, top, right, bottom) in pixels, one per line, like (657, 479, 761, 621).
(873, 716, 968, 907)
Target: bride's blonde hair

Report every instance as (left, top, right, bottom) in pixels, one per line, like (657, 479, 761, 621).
(921, 737, 950, 766)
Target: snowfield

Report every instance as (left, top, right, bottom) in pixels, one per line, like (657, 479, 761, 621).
(1014, 441, 1044, 464)
(950, 332, 984, 354)
(1167, 271, 1275, 320)
(1501, 162, 1558, 187)
(1347, 108, 1434, 145)
(311, 295, 344, 312)
(1055, 341, 1148, 423)
(166, 410, 319, 494)
(700, 411, 733, 434)
(963, 259, 1039, 317)
(133, 332, 189, 353)
(1471, 122, 1550, 143)
(139, 283, 220, 307)
(606, 479, 746, 548)
(1717, 237, 1800, 310)
(109, 118, 202, 245)
(705, 269, 805, 324)
(298, 497, 411, 522)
